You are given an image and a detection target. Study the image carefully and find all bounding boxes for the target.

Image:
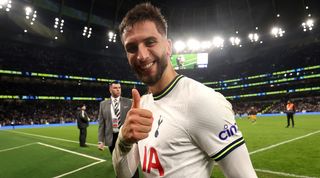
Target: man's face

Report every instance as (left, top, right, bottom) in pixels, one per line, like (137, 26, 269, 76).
(122, 21, 171, 86)
(109, 83, 121, 98)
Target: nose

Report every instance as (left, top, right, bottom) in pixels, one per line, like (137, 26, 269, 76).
(137, 44, 149, 61)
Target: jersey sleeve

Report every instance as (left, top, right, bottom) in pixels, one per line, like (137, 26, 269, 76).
(187, 86, 245, 161)
(219, 143, 257, 178)
(112, 128, 140, 178)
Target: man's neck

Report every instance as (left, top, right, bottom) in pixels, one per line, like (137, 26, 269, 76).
(149, 68, 178, 95)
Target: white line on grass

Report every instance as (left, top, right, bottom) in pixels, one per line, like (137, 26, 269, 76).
(0, 142, 37, 153)
(7, 127, 320, 177)
(53, 160, 105, 178)
(6, 130, 98, 147)
(250, 130, 320, 155)
(250, 130, 320, 178)
(255, 168, 318, 178)
(37, 142, 105, 161)
(37, 142, 106, 178)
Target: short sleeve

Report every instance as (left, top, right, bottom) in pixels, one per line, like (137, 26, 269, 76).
(187, 86, 245, 161)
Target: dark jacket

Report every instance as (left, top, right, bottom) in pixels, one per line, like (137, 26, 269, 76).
(77, 110, 89, 129)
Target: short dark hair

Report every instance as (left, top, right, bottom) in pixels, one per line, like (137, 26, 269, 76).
(109, 81, 120, 87)
(119, 3, 168, 42)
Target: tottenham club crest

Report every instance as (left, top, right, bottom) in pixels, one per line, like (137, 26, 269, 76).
(154, 116, 163, 138)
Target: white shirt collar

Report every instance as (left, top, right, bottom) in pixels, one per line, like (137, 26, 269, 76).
(111, 96, 120, 102)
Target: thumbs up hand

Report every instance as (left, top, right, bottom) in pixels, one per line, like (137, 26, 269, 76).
(121, 89, 153, 144)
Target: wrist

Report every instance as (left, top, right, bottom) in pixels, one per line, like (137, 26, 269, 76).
(118, 129, 133, 154)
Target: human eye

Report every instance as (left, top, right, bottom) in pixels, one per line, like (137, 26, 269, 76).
(145, 38, 157, 47)
(125, 44, 138, 54)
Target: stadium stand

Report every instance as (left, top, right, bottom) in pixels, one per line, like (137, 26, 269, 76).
(0, 100, 98, 127)
(0, 1, 319, 126)
(1, 40, 319, 126)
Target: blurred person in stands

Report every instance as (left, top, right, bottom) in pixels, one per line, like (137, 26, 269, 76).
(11, 119, 15, 129)
(98, 82, 139, 178)
(112, 3, 257, 178)
(176, 55, 185, 69)
(77, 104, 90, 147)
(285, 100, 295, 128)
(248, 106, 257, 123)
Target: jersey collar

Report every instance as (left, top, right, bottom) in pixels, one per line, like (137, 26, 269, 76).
(153, 75, 184, 100)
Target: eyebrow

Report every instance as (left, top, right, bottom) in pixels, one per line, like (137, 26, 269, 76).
(125, 36, 158, 47)
(144, 36, 157, 43)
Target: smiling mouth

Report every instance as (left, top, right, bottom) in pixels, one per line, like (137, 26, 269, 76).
(141, 62, 154, 70)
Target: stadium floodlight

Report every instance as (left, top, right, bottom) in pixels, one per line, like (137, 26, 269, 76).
(0, 0, 11, 12)
(200, 41, 212, 50)
(248, 33, 259, 42)
(25, 7, 37, 25)
(173, 41, 186, 52)
(230, 36, 241, 46)
(0, 0, 8, 5)
(25, 7, 32, 16)
(82, 26, 92, 38)
(53, 17, 64, 34)
(271, 27, 285, 38)
(302, 19, 314, 31)
(108, 31, 117, 43)
(212, 36, 224, 49)
(187, 39, 200, 51)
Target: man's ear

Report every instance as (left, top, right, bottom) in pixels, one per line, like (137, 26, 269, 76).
(166, 39, 172, 57)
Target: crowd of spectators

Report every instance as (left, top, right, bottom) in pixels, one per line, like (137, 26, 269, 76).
(264, 96, 320, 114)
(0, 100, 99, 127)
(1, 96, 319, 127)
(231, 96, 320, 117)
(232, 101, 270, 117)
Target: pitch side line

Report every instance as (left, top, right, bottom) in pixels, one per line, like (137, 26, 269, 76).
(255, 168, 318, 178)
(37, 142, 106, 178)
(37, 142, 105, 161)
(6, 130, 98, 147)
(250, 130, 320, 155)
(0, 142, 37, 153)
(53, 160, 105, 178)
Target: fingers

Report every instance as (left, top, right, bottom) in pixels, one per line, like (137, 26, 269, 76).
(133, 124, 152, 133)
(98, 143, 104, 151)
(120, 88, 155, 144)
(122, 110, 153, 143)
(131, 88, 140, 109)
(128, 108, 153, 123)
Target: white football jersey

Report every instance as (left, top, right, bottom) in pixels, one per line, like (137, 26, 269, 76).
(138, 75, 244, 177)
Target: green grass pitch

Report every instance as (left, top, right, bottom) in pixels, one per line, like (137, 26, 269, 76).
(0, 114, 319, 178)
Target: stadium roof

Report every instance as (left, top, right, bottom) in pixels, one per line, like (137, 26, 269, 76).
(1, 0, 319, 61)
(48, 0, 320, 38)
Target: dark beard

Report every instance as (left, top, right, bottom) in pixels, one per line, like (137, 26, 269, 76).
(132, 53, 168, 86)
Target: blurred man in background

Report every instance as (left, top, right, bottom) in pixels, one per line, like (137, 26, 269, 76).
(77, 104, 90, 147)
(286, 100, 295, 128)
(248, 106, 257, 123)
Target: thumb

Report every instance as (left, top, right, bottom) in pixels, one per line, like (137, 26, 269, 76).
(131, 88, 141, 108)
